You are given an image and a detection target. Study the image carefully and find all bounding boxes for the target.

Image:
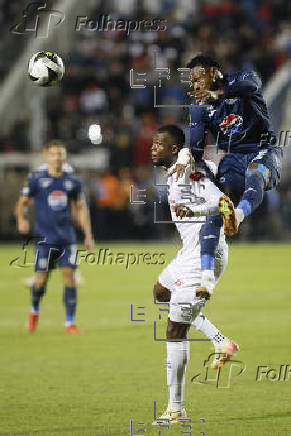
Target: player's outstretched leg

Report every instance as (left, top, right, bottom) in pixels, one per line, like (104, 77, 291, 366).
(191, 313, 239, 369)
(221, 147, 282, 235)
(220, 164, 268, 235)
(27, 272, 48, 332)
(232, 161, 272, 234)
(62, 267, 80, 334)
(199, 215, 223, 292)
(153, 320, 189, 425)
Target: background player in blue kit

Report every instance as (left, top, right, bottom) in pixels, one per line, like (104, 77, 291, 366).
(175, 54, 283, 296)
(16, 141, 94, 334)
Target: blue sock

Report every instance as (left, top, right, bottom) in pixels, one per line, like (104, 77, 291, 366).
(237, 171, 265, 218)
(31, 284, 46, 313)
(200, 215, 223, 272)
(63, 287, 77, 325)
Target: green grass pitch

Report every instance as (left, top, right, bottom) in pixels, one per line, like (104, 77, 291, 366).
(0, 243, 291, 436)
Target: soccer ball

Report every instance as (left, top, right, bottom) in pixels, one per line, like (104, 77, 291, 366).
(28, 51, 64, 86)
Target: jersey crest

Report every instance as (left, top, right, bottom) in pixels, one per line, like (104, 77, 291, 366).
(39, 178, 52, 188)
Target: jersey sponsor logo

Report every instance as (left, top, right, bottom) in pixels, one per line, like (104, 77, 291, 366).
(48, 190, 68, 211)
(220, 114, 243, 135)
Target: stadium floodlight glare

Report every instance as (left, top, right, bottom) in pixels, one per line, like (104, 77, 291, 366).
(88, 124, 102, 144)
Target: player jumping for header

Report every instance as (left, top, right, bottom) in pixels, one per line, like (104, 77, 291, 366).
(151, 125, 238, 424)
(16, 140, 94, 334)
(174, 54, 282, 295)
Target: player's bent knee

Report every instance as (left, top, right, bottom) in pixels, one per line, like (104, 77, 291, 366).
(155, 282, 171, 302)
(167, 319, 189, 340)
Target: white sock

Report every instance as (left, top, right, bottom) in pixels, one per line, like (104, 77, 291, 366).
(201, 270, 215, 294)
(166, 341, 190, 411)
(235, 208, 245, 224)
(192, 313, 225, 348)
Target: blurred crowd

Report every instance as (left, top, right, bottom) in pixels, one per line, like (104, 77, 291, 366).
(0, 0, 290, 240)
(1, 0, 291, 155)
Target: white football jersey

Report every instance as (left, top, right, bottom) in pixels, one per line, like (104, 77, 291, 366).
(166, 160, 224, 252)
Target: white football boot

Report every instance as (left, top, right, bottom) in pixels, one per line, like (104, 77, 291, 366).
(152, 407, 187, 425)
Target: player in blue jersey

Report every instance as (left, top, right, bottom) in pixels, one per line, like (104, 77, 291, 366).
(173, 54, 282, 296)
(16, 140, 94, 333)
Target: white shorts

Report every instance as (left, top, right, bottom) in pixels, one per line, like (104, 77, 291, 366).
(158, 249, 202, 324)
(158, 244, 228, 324)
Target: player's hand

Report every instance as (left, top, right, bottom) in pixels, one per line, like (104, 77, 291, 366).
(18, 219, 30, 234)
(84, 235, 95, 251)
(187, 89, 224, 104)
(168, 164, 187, 181)
(174, 205, 193, 218)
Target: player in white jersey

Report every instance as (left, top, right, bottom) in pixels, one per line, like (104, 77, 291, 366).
(151, 125, 238, 424)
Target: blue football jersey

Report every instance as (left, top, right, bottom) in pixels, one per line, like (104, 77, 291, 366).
(22, 170, 82, 244)
(189, 71, 276, 159)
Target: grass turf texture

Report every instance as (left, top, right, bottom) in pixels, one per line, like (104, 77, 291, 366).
(0, 243, 290, 436)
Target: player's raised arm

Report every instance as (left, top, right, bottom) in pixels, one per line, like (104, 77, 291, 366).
(170, 107, 207, 180)
(190, 179, 222, 217)
(189, 106, 208, 161)
(224, 71, 262, 98)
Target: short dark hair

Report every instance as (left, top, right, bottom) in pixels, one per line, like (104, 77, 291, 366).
(157, 125, 185, 150)
(43, 139, 66, 151)
(187, 54, 221, 70)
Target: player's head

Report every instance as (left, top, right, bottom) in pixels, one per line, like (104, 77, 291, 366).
(43, 140, 67, 171)
(152, 125, 185, 168)
(187, 54, 223, 91)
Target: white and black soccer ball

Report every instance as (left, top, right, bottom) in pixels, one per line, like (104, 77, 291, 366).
(28, 51, 64, 86)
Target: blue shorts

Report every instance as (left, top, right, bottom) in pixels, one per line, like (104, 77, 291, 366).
(218, 146, 282, 197)
(34, 243, 78, 272)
